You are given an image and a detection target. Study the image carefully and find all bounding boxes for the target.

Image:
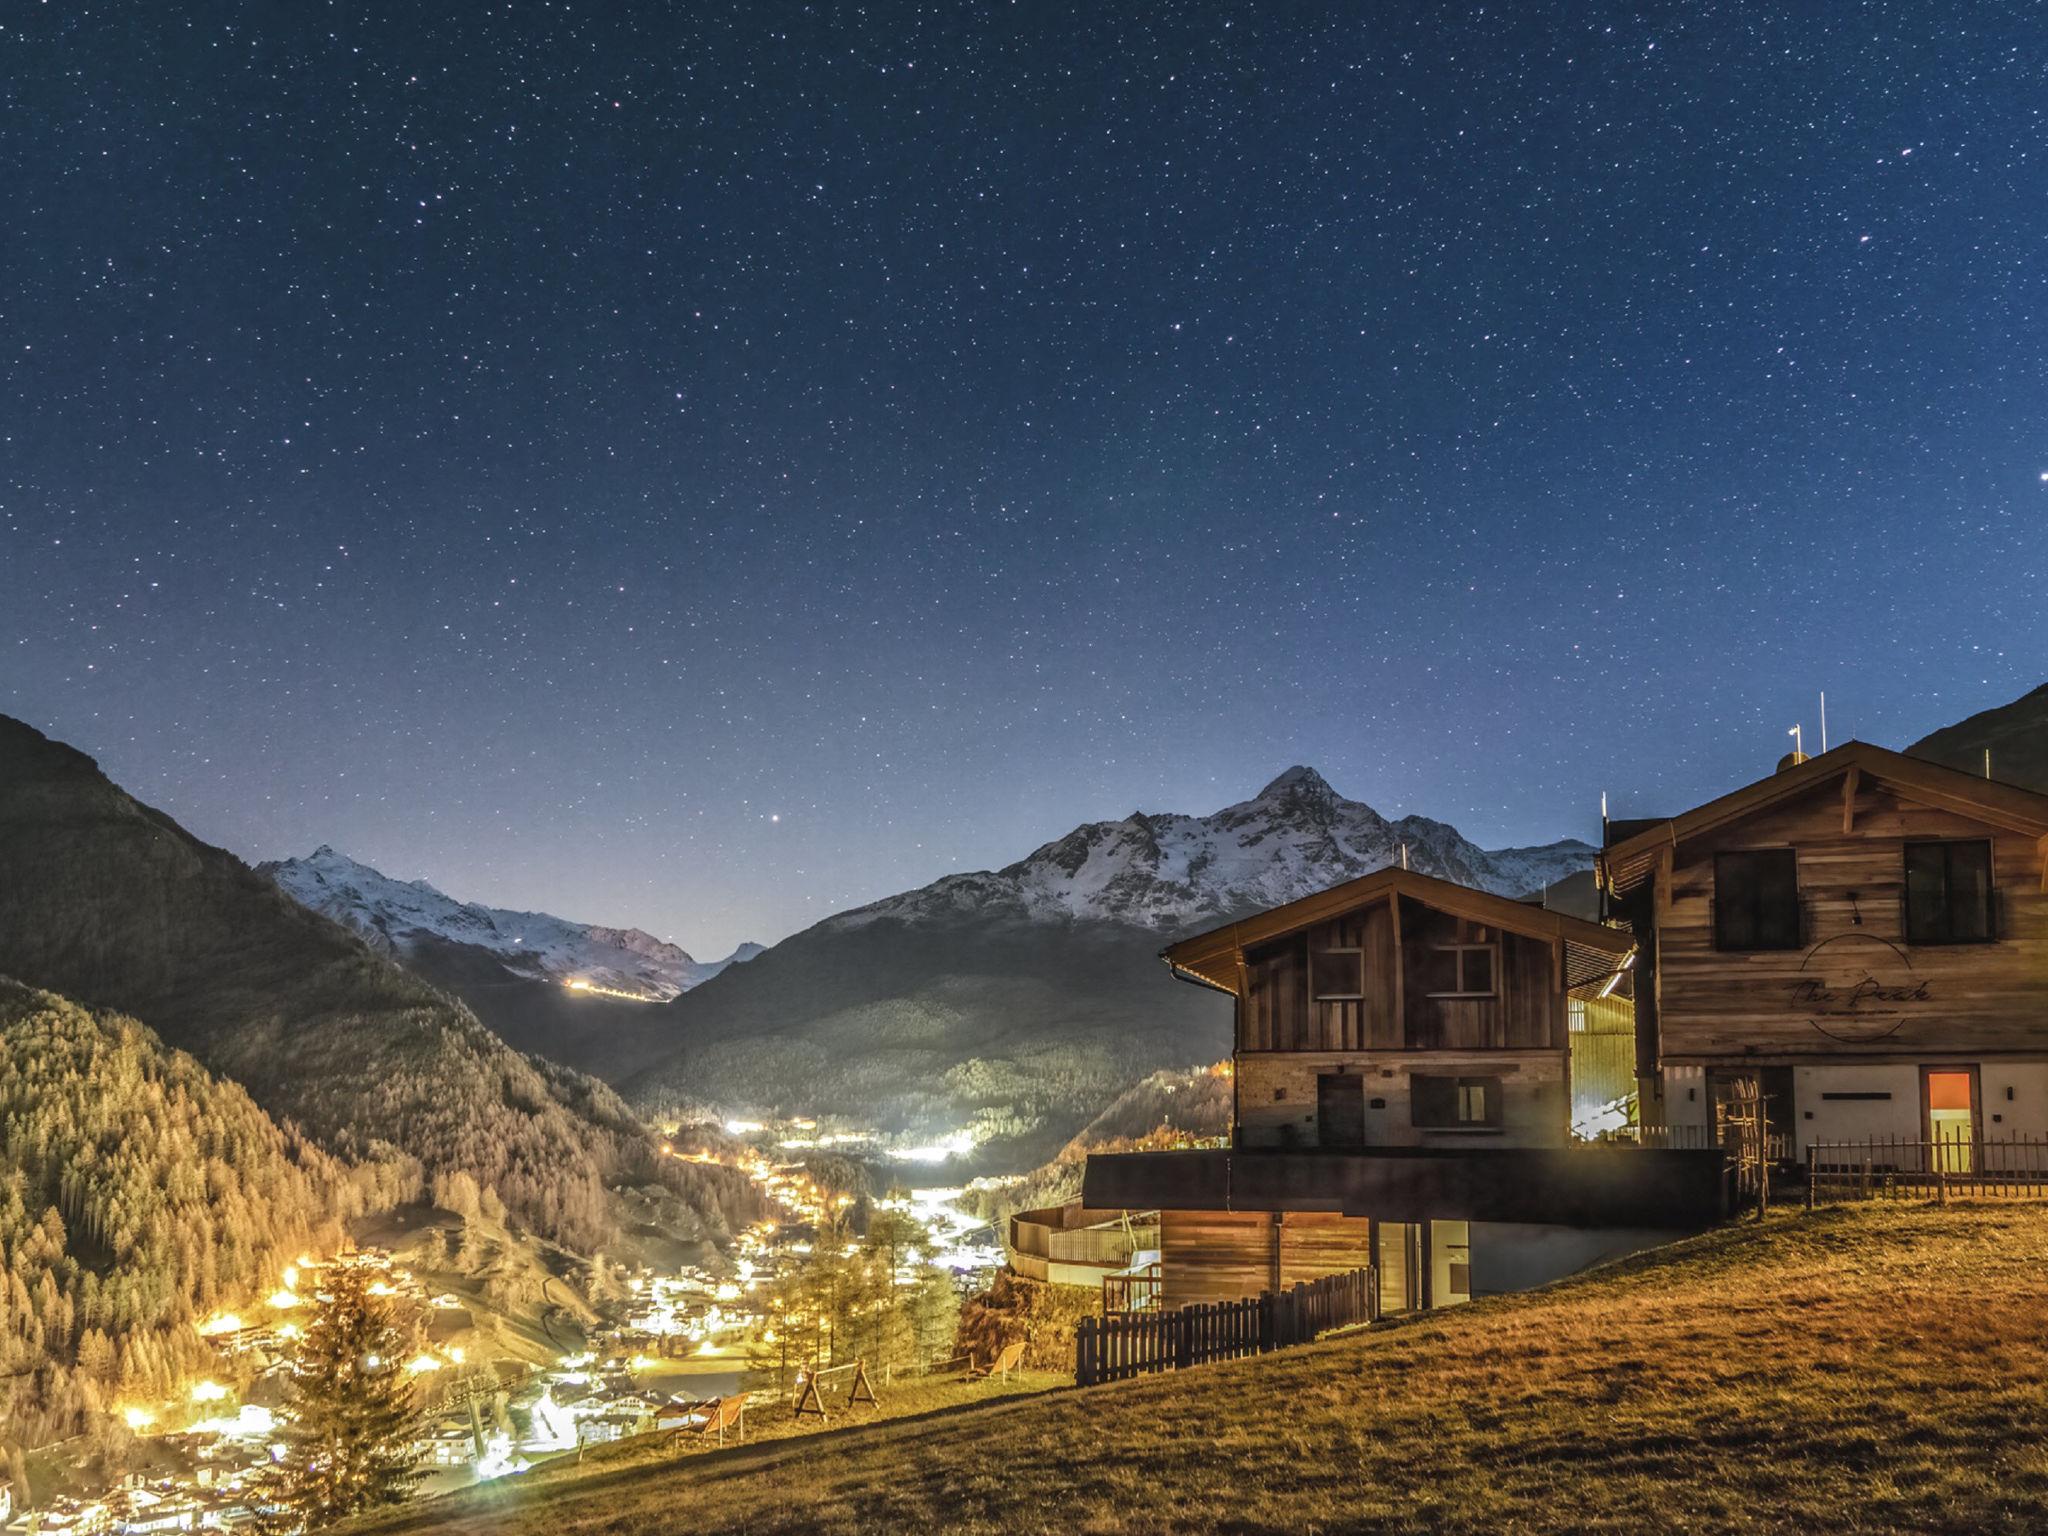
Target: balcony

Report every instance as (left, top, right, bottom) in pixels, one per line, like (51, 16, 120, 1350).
(1080, 1143, 1730, 1230)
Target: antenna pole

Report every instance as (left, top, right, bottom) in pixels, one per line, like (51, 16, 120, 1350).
(1819, 692, 1828, 753)
(1986, 748, 1993, 781)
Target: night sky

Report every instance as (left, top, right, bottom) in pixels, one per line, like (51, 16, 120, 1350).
(4, 3, 2042, 954)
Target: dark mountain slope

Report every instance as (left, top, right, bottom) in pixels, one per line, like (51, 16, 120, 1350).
(1909, 682, 2048, 793)
(626, 915, 1227, 1167)
(0, 716, 754, 1253)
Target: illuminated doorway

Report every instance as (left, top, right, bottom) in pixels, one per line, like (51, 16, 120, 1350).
(1922, 1068, 1978, 1174)
(1376, 1222, 1422, 1314)
(1430, 1221, 1471, 1306)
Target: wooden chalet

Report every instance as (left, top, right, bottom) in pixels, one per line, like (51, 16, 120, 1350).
(1602, 740, 2048, 1162)
(1082, 867, 1727, 1312)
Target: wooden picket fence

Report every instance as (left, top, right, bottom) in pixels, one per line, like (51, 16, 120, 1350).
(1806, 1132, 2048, 1203)
(1074, 1266, 1376, 1388)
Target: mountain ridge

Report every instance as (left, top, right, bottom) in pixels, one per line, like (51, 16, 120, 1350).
(260, 844, 759, 1000)
(625, 765, 1595, 1162)
(0, 713, 758, 1253)
(1908, 682, 2048, 794)
(821, 764, 1593, 936)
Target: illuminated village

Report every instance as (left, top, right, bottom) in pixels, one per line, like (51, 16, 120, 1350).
(8, 1126, 1006, 1534)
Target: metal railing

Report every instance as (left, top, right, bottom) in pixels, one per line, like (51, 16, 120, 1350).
(1806, 1132, 2048, 1203)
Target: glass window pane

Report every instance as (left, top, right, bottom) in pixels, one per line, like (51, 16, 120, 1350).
(1904, 843, 1947, 944)
(1948, 842, 1993, 942)
(1754, 851, 1800, 947)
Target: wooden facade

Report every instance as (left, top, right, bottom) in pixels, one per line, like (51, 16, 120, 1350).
(1156, 1211, 1374, 1308)
(1164, 867, 1633, 1152)
(1241, 901, 1563, 1053)
(1605, 744, 2048, 1066)
(1602, 743, 2048, 1150)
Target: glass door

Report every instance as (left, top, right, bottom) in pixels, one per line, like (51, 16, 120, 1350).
(1923, 1068, 1977, 1174)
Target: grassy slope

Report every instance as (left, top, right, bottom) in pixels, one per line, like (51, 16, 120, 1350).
(357, 1204, 2048, 1535)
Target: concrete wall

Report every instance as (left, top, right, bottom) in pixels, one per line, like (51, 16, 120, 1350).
(1235, 1049, 1567, 1150)
(1468, 1222, 1685, 1296)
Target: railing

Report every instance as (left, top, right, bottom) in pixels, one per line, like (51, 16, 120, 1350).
(1074, 1267, 1375, 1388)
(1606, 1123, 1791, 1159)
(1806, 1133, 2048, 1203)
(1102, 1263, 1162, 1314)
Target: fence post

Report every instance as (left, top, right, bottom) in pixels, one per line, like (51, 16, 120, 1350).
(1937, 1168, 1948, 1208)
(1258, 1290, 1275, 1354)
(1076, 1316, 1097, 1388)
(1174, 1303, 1192, 1372)
(1806, 1141, 1816, 1210)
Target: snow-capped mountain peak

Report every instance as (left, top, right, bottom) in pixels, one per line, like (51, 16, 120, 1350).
(824, 767, 1594, 935)
(259, 846, 758, 1000)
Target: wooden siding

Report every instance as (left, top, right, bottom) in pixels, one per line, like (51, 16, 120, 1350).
(1654, 776, 2048, 1062)
(1240, 893, 1564, 1055)
(1159, 1210, 1373, 1305)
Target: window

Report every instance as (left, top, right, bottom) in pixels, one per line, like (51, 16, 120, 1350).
(1411, 1074, 1503, 1129)
(1421, 943, 1496, 998)
(1904, 840, 1993, 945)
(1311, 947, 1365, 1000)
(1713, 849, 1800, 951)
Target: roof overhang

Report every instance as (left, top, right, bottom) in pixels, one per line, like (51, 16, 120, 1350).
(1602, 740, 2048, 896)
(1160, 864, 1632, 996)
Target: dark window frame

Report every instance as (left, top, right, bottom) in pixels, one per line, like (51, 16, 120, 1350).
(1712, 848, 1802, 952)
(1423, 942, 1499, 999)
(1903, 838, 1995, 946)
(1310, 946, 1366, 1001)
(1411, 1073, 1504, 1130)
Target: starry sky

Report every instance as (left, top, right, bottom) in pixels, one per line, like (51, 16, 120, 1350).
(3, 3, 2042, 954)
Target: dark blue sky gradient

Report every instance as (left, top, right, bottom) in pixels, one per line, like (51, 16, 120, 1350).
(4, 3, 2041, 952)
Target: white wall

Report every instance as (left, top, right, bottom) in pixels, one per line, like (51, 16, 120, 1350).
(1789, 1061, 2048, 1153)
(1661, 1064, 1712, 1131)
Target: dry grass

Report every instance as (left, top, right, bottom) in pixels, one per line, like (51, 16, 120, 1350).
(352, 1205, 2048, 1535)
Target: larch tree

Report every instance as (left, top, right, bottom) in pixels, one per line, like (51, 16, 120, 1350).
(273, 1263, 420, 1529)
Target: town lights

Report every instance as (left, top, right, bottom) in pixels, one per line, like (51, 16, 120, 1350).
(190, 1380, 230, 1404)
(196, 1312, 242, 1336)
(122, 1406, 155, 1431)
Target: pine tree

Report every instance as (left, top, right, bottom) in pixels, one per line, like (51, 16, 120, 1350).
(273, 1264, 420, 1529)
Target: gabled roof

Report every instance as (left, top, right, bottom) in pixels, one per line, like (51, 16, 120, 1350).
(1161, 864, 1632, 995)
(1601, 739, 2048, 895)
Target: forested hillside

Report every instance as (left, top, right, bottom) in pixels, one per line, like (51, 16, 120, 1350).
(0, 716, 759, 1255)
(0, 981, 358, 1448)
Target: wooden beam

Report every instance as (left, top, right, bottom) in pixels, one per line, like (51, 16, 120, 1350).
(1388, 889, 1406, 1043)
(2039, 833, 2048, 894)
(1551, 936, 1567, 1052)
(1655, 844, 1675, 919)
(1841, 765, 1860, 836)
